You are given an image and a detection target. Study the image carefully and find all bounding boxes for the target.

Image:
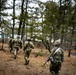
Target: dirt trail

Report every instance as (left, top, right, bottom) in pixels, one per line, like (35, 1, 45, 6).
(0, 44, 76, 75)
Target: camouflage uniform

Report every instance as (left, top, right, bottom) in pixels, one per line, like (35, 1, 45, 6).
(23, 37, 34, 65)
(8, 36, 13, 52)
(13, 35, 22, 59)
(49, 40, 64, 75)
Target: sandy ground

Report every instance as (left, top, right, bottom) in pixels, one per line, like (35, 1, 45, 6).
(0, 43, 76, 75)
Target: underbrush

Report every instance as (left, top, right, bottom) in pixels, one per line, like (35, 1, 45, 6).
(32, 49, 49, 57)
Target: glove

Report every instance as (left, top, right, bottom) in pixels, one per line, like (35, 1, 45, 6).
(50, 57, 54, 62)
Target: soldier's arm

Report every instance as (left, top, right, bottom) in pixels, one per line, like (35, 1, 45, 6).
(30, 42, 34, 49)
(23, 45, 26, 50)
(23, 46, 25, 51)
(61, 50, 64, 62)
(62, 51, 64, 62)
(23, 43, 28, 50)
(12, 39, 14, 46)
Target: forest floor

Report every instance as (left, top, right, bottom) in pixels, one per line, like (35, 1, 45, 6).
(0, 43, 76, 75)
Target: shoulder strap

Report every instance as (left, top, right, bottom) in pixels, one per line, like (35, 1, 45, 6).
(54, 47, 61, 55)
(51, 47, 60, 57)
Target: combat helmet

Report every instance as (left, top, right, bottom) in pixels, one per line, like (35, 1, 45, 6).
(17, 35, 20, 39)
(10, 35, 13, 39)
(27, 37, 31, 41)
(54, 39, 61, 45)
(10, 36, 13, 38)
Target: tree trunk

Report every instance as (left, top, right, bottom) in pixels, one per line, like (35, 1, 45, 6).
(21, 0, 28, 40)
(70, 3, 76, 46)
(0, 8, 1, 27)
(18, 0, 24, 35)
(12, 0, 15, 38)
(58, 0, 62, 29)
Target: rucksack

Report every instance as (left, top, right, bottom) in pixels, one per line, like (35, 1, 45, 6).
(24, 41, 32, 50)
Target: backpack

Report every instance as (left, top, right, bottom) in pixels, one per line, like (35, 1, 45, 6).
(24, 41, 34, 50)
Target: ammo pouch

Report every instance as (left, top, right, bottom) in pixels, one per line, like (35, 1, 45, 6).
(50, 57, 54, 63)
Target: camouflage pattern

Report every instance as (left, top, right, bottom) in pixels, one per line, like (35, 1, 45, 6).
(49, 40, 64, 75)
(23, 40, 34, 65)
(12, 36, 22, 59)
(8, 37, 13, 52)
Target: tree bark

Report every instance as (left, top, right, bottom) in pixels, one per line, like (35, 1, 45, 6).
(12, 0, 15, 38)
(21, 0, 28, 40)
(18, 0, 24, 35)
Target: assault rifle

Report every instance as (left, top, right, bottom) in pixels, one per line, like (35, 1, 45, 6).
(42, 56, 54, 67)
(42, 57, 50, 67)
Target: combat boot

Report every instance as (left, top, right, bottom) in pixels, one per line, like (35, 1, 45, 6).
(24, 58, 30, 65)
(10, 48, 12, 52)
(14, 55, 16, 59)
(51, 71, 55, 75)
(27, 60, 30, 65)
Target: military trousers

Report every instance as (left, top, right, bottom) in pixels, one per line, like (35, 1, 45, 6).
(24, 49, 31, 65)
(13, 47, 19, 59)
(49, 62, 61, 74)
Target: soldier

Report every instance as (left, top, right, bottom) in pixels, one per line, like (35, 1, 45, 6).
(8, 36, 13, 52)
(23, 37, 34, 65)
(44, 39, 64, 75)
(12, 35, 22, 59)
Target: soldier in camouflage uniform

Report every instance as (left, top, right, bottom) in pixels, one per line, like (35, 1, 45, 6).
(8, 36, 13, 52)
(23, 37, 34, 65)
(47, 39, 64, 75)
(12, 35, 22, 59)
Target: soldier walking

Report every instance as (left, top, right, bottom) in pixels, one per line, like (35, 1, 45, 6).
(12, 35, 22, 59)
(43, 39, 64, 75)
(23, 37, 34, 65)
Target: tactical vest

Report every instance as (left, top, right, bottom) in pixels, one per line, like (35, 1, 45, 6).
(52, 47, 63, 63)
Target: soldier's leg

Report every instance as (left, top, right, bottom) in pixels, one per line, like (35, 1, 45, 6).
(27, 50, 31, 58)
(9, 45, 11, 52)
(16, 47, 19, 54)
(13, 48, 17, 59)
(49, 63, 55, 75)
(24, 51, 30, 65)
(10, 46, 13, 52)
(54, 63, 61, 75)
(24, 57, 30, 65)
(26, 50, 32, 64)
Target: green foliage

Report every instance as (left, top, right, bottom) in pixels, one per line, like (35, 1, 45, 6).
(0, 12, 8, 16)
(0, 0, 76, 45)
